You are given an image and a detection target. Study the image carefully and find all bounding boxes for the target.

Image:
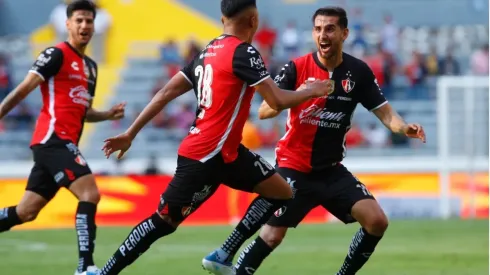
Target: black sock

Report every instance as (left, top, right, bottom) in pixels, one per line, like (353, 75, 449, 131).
(0, 206, 23, 232)
(75, 202, 97, 273)
(336, 228, 382, 275)
(218, 196, 287, 261)
(235, 236, 273, 275)
(99, 213, 176, 275)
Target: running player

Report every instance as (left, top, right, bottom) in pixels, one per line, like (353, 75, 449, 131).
(94, 0, 331, 274)
(0, 1, 125, 274)
(203, 6, 426, 275)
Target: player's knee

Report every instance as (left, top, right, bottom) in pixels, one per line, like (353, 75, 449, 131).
(16, 205, 41, 222)
(79, 189, 101, 204)
(254, 174, 293, 200)
(282, 185, 294, 199)
(364, 212, 389, 235)
(259, 225, 287, 249)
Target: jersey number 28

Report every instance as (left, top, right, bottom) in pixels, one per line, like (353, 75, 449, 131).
(195, 64, 213, 109)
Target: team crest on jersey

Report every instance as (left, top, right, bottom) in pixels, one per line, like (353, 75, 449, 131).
(341, 78, 355, 93)
(75, 154, 87, 166)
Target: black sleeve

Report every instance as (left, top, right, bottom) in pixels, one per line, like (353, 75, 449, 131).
(179, 60, 194, 86)
(358, 63, 388, 111)
(29, 47, 63, 81)
(85, 58, 98, 97)
(232, 43, 270, 86)
(273, 60, 297, 90)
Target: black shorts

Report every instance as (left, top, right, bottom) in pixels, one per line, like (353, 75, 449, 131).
(266, 164, 375, 227)
(159, 145, 276, 222)
(26, 140, 92, 201)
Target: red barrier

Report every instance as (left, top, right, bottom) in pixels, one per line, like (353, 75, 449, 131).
(0, 173, 487, 230)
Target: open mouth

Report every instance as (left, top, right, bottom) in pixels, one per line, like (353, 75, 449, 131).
(80, 32, 90, 39)
(319, 41, 331, 51)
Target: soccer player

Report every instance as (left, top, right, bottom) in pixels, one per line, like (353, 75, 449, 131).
(203, 6, 427, 275)
(0, 1, 126, 274)
(94, 0, 334, 274)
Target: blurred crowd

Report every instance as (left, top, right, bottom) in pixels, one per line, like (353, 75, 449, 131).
(0, 6, 488, 151)
(118, 12, 488, 150)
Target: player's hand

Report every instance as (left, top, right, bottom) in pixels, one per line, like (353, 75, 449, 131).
(304, 79, 335, 97)
(108, 102, 126, 120)
(102, 132, 132, 159)
(297, 79, 315, 91)
(403, 123, 426, 143)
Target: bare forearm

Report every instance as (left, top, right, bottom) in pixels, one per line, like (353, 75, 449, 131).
(258, 101, 280, 119)
(382, 111, 407, 134)
(275, 88, 315, 110)
(0, 74, 42, 119)
(86, 108, 111, 122)
(0, 87, 28, 119)
(126, 90, 168, 138)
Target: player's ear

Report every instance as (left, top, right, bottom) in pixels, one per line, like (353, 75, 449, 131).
(250, 14, 257, 29)
(221, 16, 225, 25)
(342, 27, 349, 42)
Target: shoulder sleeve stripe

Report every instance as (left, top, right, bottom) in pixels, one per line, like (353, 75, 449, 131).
(250, 75, 270, 87)
(369, 101, 388, 112)
(28, 70, 45, 81)
(179, 71, 192, 85)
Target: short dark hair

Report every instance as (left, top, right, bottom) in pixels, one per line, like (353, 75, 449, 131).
(312, 6, 348, 28)
(67, 0, 97, 18)
(221, 0, 256, 18)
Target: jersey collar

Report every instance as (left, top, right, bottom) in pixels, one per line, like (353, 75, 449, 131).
(312, 51, 344, 73)
(64, 41, 84, 59)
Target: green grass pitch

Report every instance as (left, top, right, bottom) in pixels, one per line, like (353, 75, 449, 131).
(0, 220, 487, 274)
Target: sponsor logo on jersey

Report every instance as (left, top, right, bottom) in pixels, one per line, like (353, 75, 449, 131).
(71, 61, 80, 71)
(206, 44, 224, 49)
(36, 54, 52, 67)
(299, 104, 346, 129)
(249, 56, 265, 70)
(299, 104, 346, 121)
(199, 52, 217, 59)
(69, 85, 92, 107)
(54, 171, 65, 183)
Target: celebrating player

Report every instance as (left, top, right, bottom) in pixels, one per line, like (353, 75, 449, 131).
(204, 6, 426, 275)
(95, 0, 331, 274)
(0, 1, 126, 274)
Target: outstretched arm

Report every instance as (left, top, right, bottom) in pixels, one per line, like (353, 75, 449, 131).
(372, 103, 408, 134)
(373, 103, 426, 142)
(125, 73, 192, 139)
(0, 47, 63, 119)
(86, 102, 126, 123)
(0, 73, 42, 119)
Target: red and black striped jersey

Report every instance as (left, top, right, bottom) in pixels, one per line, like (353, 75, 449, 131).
(29, 42, 97, 146)
(178, 35, 270, 163)
(275, 52, 387, 172)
